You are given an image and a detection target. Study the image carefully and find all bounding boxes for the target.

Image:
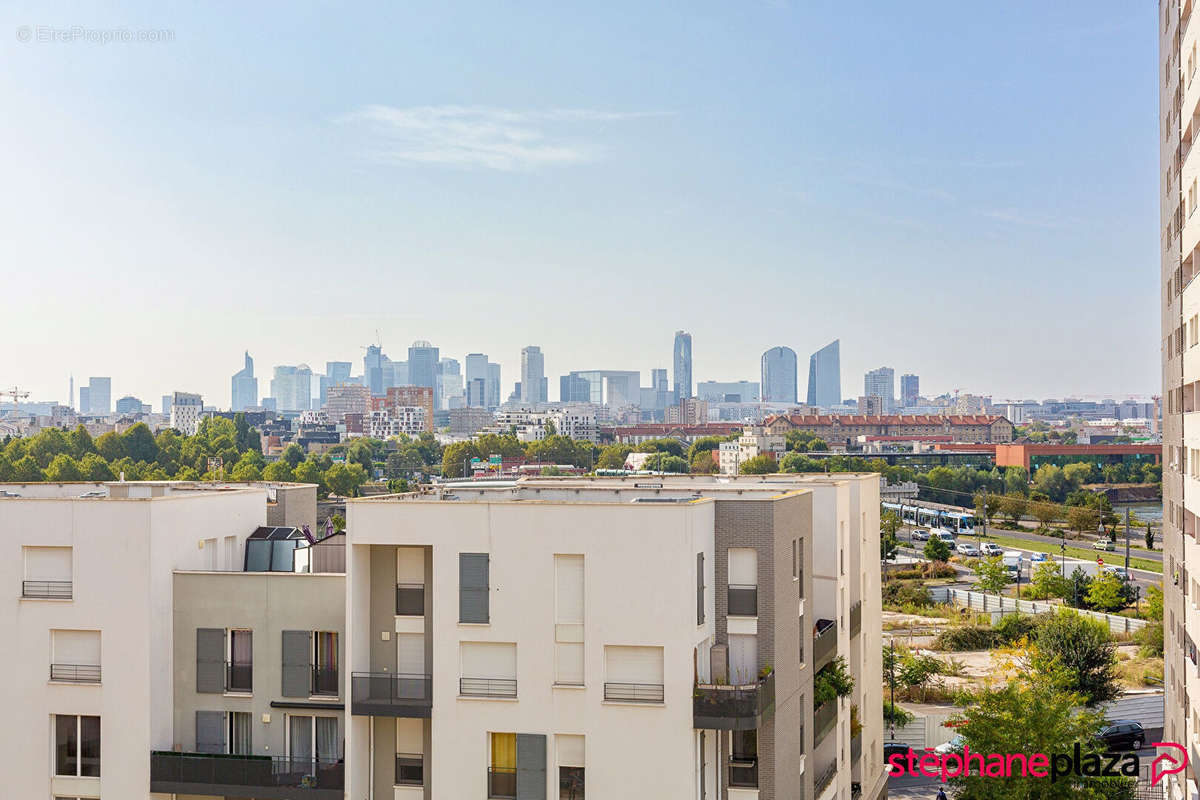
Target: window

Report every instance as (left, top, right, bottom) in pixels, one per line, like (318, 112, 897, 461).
(603, 645, 664, 702)
(51, 630, 101, 683)
(729, 729, 758, 787)
(396, 546, 426, 615)
(395, 717, 425, 786)
(289, 714, 338, 764)
(696, 552, 705, 625)
(557, 734, 585, 799)
(728, 548, 758, 616)
(556, 555, 585, 685)
(23, 546, 72, 599)
(54, 715, 100, 777)
(228, 711, 253, 755)
(461, 641, 517, 697)
(227, 629, 253, 693)
(490, 732, 517, 798)
(313, 631, 338, 696)
(460, 553, 490, 623)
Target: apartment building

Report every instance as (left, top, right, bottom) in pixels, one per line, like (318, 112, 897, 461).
(0, 481, 270, 799)
(1162, 0, 1200, 795)
(170, 390, 204, 435)
(343, 473, 884, 800)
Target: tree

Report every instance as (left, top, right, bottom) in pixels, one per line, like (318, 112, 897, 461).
(1062, 461, 1095, 490)
(739, 454, 776, 475)
(292, 459, 324, 492)
(1033, 464, 1071, 502)
(230, 460, 262, 481)
(1028, 561, 1070, 601)
(1066, 505, 1100, 537)
(975, 555, 1010, 596)
(1086, 571, 1127, 613)
(644, 452, 689, 473)
(1067, 566, 1093, 609)
(881, 510, 902, 539)
(1145, 525, 1156, 550)
(324, 462, 367, 497)
(68, 425, 96, 458)
(441, 441, 480, 478)
(79, 452, 115, 481)
(1003, 466, 1030, 496)
(597, 444, 633, 470)
(262, 460, 294, 482)
(12, 454, 42, 481)
(998, 492, 1027, 525)
(1029, 499, 1060, 531)
(636, 438, 685, 458)
(690, 450, 718, 474)
(281, 443, 305, 468)
(897, 652, 943, 702)
(1031, 610, 1121, 706)
(122, 423, 160, 463)
(923, 537, 951, 562)
(95, 431, 126, 462)
(44, 454, 83, 482)
(881, 529, 899, 563)
(1146, 584, 1164, 621)
(779, 452, 822, 473)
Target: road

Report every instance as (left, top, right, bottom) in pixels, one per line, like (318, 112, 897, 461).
(972, 525, 1162, 564)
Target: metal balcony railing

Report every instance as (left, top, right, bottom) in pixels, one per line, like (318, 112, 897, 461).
(395, 753, 424, 786)
(311, 666, 338, 696)
(727, 584, 758, 616)
(815, 761, 837, 796)
(23, 580, 72, 599)
(225, 661, 253, 693)
(488, 767, 517, 798)
(814, 700, 838, 745)
(149, 751, 343, 799)
(351, 672, 432, 717)
(50, 663, 101, 683)
(728, 757, 758, 788)
(395, 583, 425, 616)
(850, 601, 862, 637)
(813, 618, 837, 671)
(603, 682, 665, 703)
(692, 670, 775, 730)
(459, 677, 517, 698)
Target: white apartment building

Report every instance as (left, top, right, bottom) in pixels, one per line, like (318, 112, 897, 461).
(0, 481, 268, 800)
(368, 407, 428, 439)
(344, 473, 885, 800)
(1163, 2, 1200, 797)
(170, 391, 204, 435)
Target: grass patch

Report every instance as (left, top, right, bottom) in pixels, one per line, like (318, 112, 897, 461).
(975, 532, 1161, 574)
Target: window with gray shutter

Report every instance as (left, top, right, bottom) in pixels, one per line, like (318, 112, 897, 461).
(696, 552, 705, 625)
(460, 553, 490, 623)
(281, 630, 313, 697)
(516, 733, 547, 800)
(196, 628, 225, 694)
(195, 710, 225, 754)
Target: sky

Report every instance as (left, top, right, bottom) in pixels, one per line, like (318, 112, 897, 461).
(0, 1, 1161, 408)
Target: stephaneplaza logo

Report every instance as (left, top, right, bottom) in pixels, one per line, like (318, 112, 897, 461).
(888, 742, 1189, 786)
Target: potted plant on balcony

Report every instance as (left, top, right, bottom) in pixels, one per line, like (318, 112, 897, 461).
(814, 656, 854, 708)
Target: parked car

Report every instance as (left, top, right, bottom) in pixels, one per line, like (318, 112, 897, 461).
(979, 542, 1003, 556)
(1031, 552, 1048, 562)
(934, 735, 965, 755)
(1098, 721, 1145, 752)
(1093, 539, 1116, 551)
(884, 741, 913, 768)
(956, 542, 980, 557)
(936, 531, 956, 543)
(910, 528, 931, 541)
(1101, 565, 1131, 581)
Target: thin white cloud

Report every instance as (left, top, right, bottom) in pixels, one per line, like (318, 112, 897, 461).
(339, 105, 666, 171)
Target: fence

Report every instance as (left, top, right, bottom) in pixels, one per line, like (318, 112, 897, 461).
(928, 587, 1150, 634)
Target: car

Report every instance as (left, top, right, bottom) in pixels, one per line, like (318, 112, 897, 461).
(936, 531, 956, 543)
(1098, 721, 1145, 752)
(1031, 552, 1048, 563)
(956, 542, 980, 557)
(1101, 565, 1131, 581)
(884, 741, 913, 768)
(910, 528, 931, 541)
(935, 735, 966, 755)
(1093, 539, 1116, 551)
(979, 542, 1003, 557)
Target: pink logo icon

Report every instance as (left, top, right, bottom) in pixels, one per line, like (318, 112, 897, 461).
(1151, 742, 1189, 787)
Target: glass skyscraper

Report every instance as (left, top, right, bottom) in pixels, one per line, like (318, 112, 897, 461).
(760, 346, 798, 403)
(805, 340, 841, 408)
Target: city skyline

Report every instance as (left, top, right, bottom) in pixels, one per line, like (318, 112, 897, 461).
(0, 2, 1158, 407)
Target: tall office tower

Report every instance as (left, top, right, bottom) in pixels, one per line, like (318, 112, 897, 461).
(1161, 6, 1195, 791)
(560, 373, 592, 403)
(761, 346, 798, 404)
(319, 361, 353, 406)
(900, 374, 920, 408)
(161, 394, 172, 415)
(805, 340, 841, 408)
(87, 377, 112, 415)
(437, 358, 463, 410)
(466, 377, 487, 408)
(863, 367, 895, 412)
(69, 375, 74, 411)
(363, 345, 386, 397)
(230, 351, 258, 411)
(270, 365, 313, 412)
(673, 330, 693, 401)
(487, 362, 502, 410)
(520, 346, 546, 405)
(79, 387, 90, 416)
(407, 340, 440, 406)
(464, 354, 489, 407)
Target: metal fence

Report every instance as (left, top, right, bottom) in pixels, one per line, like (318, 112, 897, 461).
(928, 587, 1150, 634)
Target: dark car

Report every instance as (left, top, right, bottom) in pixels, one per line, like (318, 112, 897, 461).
(1099, 721, 1145, 751)
(884, 741, 913, 767)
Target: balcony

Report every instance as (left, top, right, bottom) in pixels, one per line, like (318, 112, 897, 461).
(850, 601, 862, 638)
(395, 583, 425, 616)
(23, 580, 72, 599)
(814, 760, 836, 797)
(728, 757, 758, 788)
(311, 666, 338, 697)
(603, 682, 664, 703)
(727, 584, 758, 617)
(350, 672, 432, 717)
(226, 661, 253, 693)
(813, 700, 837, 746)
(693, 670, 775, 730)
(460, 677, 518, 699)
(814, 618, 837, 671)
(488, 767, 517, 798)
(150, 751, 343, 800)
(50, 663, 101, 683)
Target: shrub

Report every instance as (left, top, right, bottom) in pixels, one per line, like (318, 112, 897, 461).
(883, 581, 933, 608)
(814, 656, 855, 705)
(1133, 621, 1164, 658)
(883, 700, 914, 727)
(993, 613, 1038, 645)
(934, 625, 997, 651)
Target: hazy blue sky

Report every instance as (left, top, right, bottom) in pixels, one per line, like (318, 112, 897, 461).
(1, 1, 1159, 408)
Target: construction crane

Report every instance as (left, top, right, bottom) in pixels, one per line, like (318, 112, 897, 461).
(1, 386, 31, 415)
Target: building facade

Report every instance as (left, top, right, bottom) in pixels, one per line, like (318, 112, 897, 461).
(325, 383, 371, 424)
(761, 347, 798, 404)
(520, 346, 547, 406)
(763, 414, 1015, 445)
(673, 330, 693, 401)
(87, 377, 112, 416)
(170, 391, 204, 435)
(231, 351, 258, 412)
(382, 386, 435, 434)
(806, 341, 840, 409)
(698, 381, 762, 404)
(862, 368, 895, 412)
(899, 374, 919, 408)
